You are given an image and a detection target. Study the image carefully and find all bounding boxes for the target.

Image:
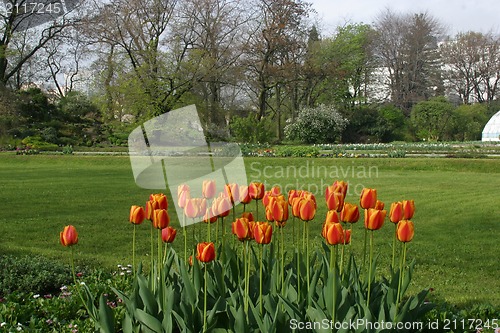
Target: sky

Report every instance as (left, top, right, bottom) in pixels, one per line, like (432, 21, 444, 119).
(309, 0, 500, 36)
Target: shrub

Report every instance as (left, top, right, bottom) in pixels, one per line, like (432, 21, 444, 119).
(0, 255, 71, 297)
(229, 115, 275, 143)
(284, 104, 348, 144)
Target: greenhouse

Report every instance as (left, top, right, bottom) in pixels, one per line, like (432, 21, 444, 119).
(482, 110, 500, 141)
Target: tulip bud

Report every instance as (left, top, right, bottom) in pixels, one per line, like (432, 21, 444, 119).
(299, 198, 316, 221)
(239, 185, 252, 204)
(60, 225, 78, 247)
(225, 183, 239, 203)
(202, 180, 216, 199)
(253, 222, 273, 244)
(232, 218, 252, 241)
(389, 202, 404, 223)
(324, 222, 344, 246)
(153, 209, 170, 229)
(360, 188, 377, 209)
(364, 208, 386, 231)
(326, 191, 344, 212)
(150, 193, 168, 210)
(340, 202, 360, 223)
(146, 200, 159, 220)
(249, 182, 265, 200)
(402, 200, 415, 219)
(162, 226, 177, 243)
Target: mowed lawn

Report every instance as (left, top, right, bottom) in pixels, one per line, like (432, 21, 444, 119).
(0, 154, 499, 308)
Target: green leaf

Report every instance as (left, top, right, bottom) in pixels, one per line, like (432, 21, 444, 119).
(98, 294, 115, 333)
(135, 308, 163, 333)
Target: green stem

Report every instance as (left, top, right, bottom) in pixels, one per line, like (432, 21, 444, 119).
(244, 242, 248, 315)
(281, 226, 284, 293)
(333, 245, 338, 323)
(256, 200, 259, 221)
(183, 215, 187, 264)
(70, 248, 95, 322)
(259, 244, 264, 315)
(292, 216, 295, 248)
(306, 221, 310, 300)
(392, 224, 397, 270)
(367, 230, 374, 306)
(208, 219, 211, 243)
(150, 223, 154, 272)
(163, 243, 168, 264)
(296, 247, 301, 304)
(302, 221, 306, 253)
(203, 264, 208, 332)
(363, 226, 368, 268)
(396, 242, 407, 312)
(132, 224, 136, 273)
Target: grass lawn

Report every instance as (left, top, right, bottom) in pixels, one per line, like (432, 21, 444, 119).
(0, 154, 499, 309)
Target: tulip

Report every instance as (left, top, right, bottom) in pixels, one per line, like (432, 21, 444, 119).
(249, 182, 265, 200)
(360, 188, 377, 209)
(184, 199, 199, 219)
(60, 225, 78, 247)
(239, 185, 252, 205)
(177, 184, 190, 199)
(241, 211, 254, 221)
(265, 206, 274, 222)
(203, 209, 217, 224)
(340, 202, 360, 223)
(253, 222, 272, 244)
(325, 210, 340, 224)
(389, 202, 404, 223)
(129, 205, 145, 225)
(364, 208, 386, 231)
(326, 191, 344, 212)
(145, 200, 159, 220)
(225, 183, 239, 203)
(202, 180, 216, 199)
(177, 190, 190, 209)
(150, 193, 168, 210)
(343, 229, 351, 245)
(269, 196, 288, 223)
(196, 242, 216, 262)
(374, 200, 385, 210)
(233, 218, 252, 241)
(270, 185, 281, 196)
(162, 226, 177, 243)
(333, 180, 348, 198)
(288, 189, 301, 206)
(213, 194, 231, 218)
(153, 209, 170, 229)
(299, 198, 316, 221)
(397, 220, 414, 243)
(324, 222, 344, 246)
(402, 200, 415, 219)
(291, 197, 302, 217)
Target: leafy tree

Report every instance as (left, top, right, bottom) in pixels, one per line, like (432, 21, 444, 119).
(410, 96, 454, 141)
(284, 104, 348, 143)
(447, 103, 489, 141)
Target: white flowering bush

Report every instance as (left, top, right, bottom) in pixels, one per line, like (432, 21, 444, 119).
(284, 104, 348, 144)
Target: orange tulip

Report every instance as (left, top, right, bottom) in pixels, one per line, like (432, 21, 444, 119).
(299, 198, 316, 221)
(162, 226, 177, 243)
(225, 183, 239, 203)
(249, 182, 265, 200)
(288, 189, 301, 206)
(397, 220, 414, 243)
(269, 196, 288, 223)
(340, 202, 360, 223)
(60, 225, 78, 247)
(153, 209, 170, 229)
(291, 197, 302, 217)
(196, 242, 216, 262)
(232, 218, 252, 241)
(184, 199, 199, 219)
(364, 208, 386, 231)
(374, 200, 385, 210)
(321, 219, 337, 238)
(265, 206, 274, 222)
(239, 185, 252, 204)
(360, 188, 377, 209)
(269, 186, 281, 196)
(325, 210, 340, 224)
(146, 200, 160, 220)
(332, 180, 348, 198)
(150, 193, 168, 210)
(202, 180, 216, 199)
(324, 222, 344, 245)
(129, 205, 145, 225)
(402, 200, 415, 219)
(326, 191, 344, 212)
(389, 202, 404, 223)
(253, 222, 273, 244)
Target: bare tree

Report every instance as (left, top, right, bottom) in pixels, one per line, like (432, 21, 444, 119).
(441, 31, 500, 104)
(373, 9, 443, 113)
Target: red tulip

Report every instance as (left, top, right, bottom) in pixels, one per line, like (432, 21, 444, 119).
(249, 182, 265, 200)
(145, 200, 159, 220)
(129, 205, 145, 225)
(202, 180, 216, 199)
(241, 211, 254, 222)
(299, 198, 316, 221)
(162, 226, 177, 243)
(326, 191, 344, 212)
(402, 200, 415, 219)
(291, 197, 302, 218)
(360, 188, 377, 209)
(340, 202, 360, 223)
(389, 202, 404, 223)
(288, 189, 301, 206)
(364, 208, 386, 231)
(269, 196, 288, 223)
(374, 200, 385, 210)
(203, 209, 217, 224)
(325, 210, 340, 224)
(343, 229, 351, 244)
(196, 242, 216, 263)
(153, 209, 170, 229)
(60, 225, 78, 247)
(253, 222, 273, 244)
(232, 218, 252, 241)
(397, 220, 414, 243)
